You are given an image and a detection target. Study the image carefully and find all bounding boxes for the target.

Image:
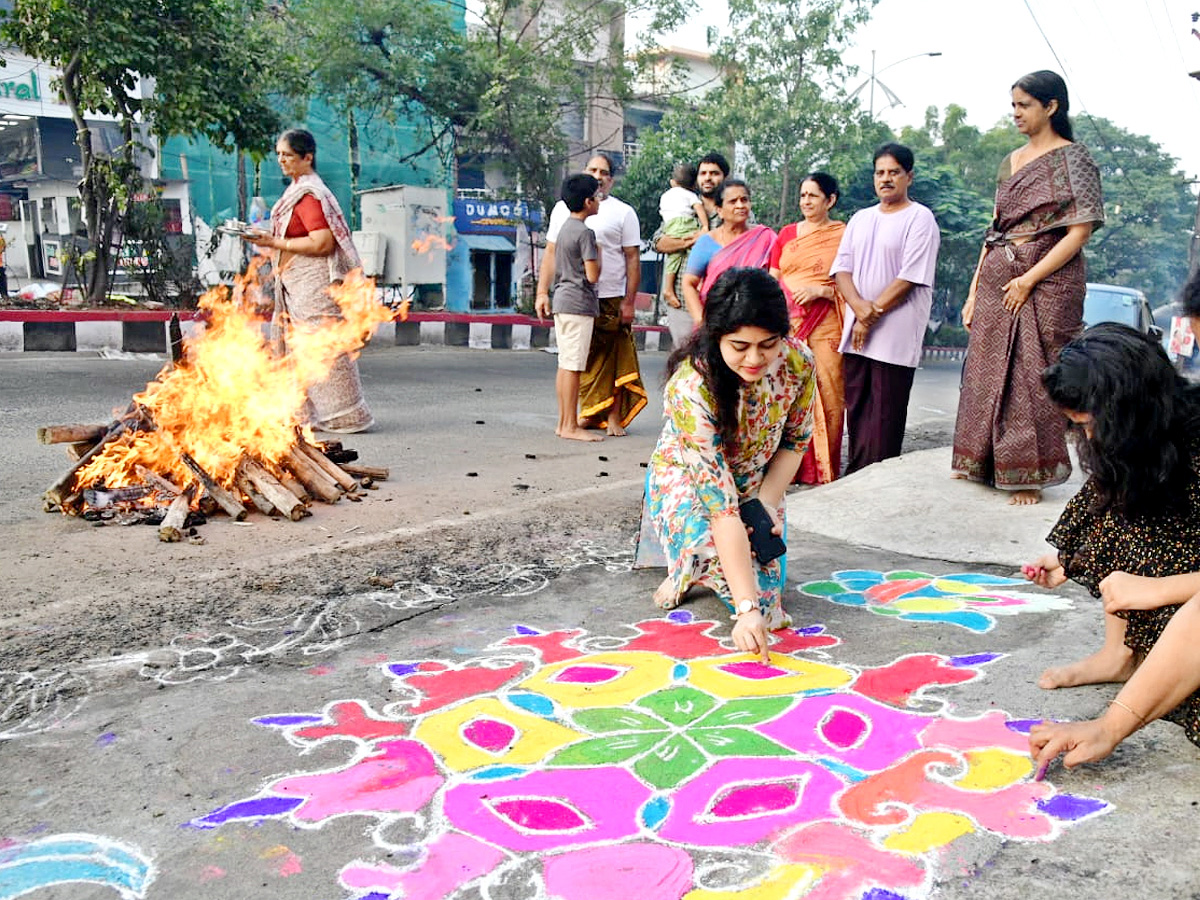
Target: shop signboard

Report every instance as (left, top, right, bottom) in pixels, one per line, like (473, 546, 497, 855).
(453, 199, 541, 236)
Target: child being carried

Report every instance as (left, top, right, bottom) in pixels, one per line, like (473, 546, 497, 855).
(659, 162, 710, 310)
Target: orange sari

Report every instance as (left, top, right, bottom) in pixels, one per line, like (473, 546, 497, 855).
(774, 221, 846, 484)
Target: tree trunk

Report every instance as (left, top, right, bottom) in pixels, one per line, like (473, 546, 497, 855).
(236, 149, 248, 222)
(779, 158, 790, 225)
(347, 110, 361, 231)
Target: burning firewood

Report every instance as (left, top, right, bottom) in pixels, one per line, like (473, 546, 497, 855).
(297, 437, 359, 493)
(181, 453, 247, 521)
(136, 465, 184, 497)
(238, 458, 308, 521)
(37, 266, 391, 537)
(37, 424, 108, 445)
(284, 446, 342, 504)
(159, 486, 196, 542)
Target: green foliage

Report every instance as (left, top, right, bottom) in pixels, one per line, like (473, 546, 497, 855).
(618, 103, 729, 241)
(0, 0, 293, 301)
(285, 0, 475, 168)
(1075, 116, 1193, 303)
(707, 0, 877, 228)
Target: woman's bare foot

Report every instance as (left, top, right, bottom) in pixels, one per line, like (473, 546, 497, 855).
(606, 418, 627, 437)
(654, 577, 681, 610)
(951, 472, 969, 480)
(1038, 646, 1136, 689)
(1009, 489, 1042, 505)
(559, 426, 604, 442)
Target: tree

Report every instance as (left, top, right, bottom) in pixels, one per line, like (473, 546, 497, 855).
(1074, 116, 1194, 303)
(1, 0, 290, 302)
(705, 0, 877, 228)
(286, 0, 692, 217)
(618, 102, 730, 241)
(284, 0, 476, 166)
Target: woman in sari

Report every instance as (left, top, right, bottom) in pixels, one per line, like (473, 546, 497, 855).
(637, 267, 815, 658)
(952, 71, 1103, 504)
(681, 179, 776, 330)
(769, 172, 846, 485)
(245, 128, 374, 434)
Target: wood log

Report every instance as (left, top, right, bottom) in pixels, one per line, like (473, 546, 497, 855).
(240, 458, 306, 521)
(234, 471, 275, 516)
(38, 424, 108, 445)
(340, 463, 390, 481)
(284, 448, 341, 503)
(180, 453, 247, 521)
(66, 441, 97, 461)
(136, 465, 183, 497)
(276, 470, 311, 504)
(43, 420, 130, 507)
(297, 439, 359, 492)
(158, 487, 194, 542)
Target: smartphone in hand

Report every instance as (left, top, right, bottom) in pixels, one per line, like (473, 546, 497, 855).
(739, 498, 786, 564)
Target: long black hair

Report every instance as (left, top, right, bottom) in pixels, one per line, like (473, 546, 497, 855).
(1013, 70, 1073, 141)
(1042, 323, 1200, 517)
(666, 267, 790, 451)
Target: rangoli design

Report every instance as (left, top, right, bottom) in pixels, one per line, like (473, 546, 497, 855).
(799, 570, 1073, 632)
(193, 612, 1107, 900)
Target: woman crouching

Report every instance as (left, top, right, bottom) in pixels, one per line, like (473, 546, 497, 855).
(1024, 323, 1200, 772)
(637, 267, 816, 659)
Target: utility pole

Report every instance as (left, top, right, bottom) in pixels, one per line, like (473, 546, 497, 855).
(1191, 71, 1200, 276)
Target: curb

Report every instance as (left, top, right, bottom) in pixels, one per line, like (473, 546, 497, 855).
(0, 309, 675, 354)
(0, 309, 967, 361)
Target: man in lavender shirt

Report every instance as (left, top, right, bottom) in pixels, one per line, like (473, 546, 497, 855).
(830, 142, 940, 474)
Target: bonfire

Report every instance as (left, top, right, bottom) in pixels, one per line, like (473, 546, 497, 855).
(38, 262, 394, 541)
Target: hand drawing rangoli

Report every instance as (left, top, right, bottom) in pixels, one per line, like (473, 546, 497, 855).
(193, 612, 1107, 900)
(799, 570, 1073, 632)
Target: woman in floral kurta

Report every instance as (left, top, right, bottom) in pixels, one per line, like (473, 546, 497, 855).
(637, 267, 815, 652)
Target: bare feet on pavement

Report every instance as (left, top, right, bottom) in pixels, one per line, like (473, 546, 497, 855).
(1009, 489, 1042, 505)
(1039, 646, 1136, 689)
(559, 426, 604, 442)
(654, 577, 680, 610)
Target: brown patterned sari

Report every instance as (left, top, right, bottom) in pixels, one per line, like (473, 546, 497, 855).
(952, 143, 1103, 489)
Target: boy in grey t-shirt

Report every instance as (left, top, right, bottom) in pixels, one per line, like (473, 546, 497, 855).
(535, 173, 603, 441)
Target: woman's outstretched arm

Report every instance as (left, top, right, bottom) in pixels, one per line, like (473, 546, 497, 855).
(1031, 591, 1200, 774)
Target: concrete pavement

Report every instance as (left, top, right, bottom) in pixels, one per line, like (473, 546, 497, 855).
(786, 445, 1084, 569)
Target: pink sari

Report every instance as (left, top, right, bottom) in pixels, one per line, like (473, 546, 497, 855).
(699, 225, 776, 303)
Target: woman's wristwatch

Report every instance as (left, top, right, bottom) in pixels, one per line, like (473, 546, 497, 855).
(734, 598, 757, 617)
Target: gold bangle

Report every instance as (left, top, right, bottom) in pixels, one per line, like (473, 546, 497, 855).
(1109, 698, 1148, 728)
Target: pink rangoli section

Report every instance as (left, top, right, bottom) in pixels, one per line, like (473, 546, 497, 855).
(194, 611, 1110, 900)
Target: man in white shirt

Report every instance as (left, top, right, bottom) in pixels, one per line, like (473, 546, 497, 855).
(537, 153, 648, 435)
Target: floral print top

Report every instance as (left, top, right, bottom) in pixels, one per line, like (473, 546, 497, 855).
(635, 340, 815, 618)
(652, 341, 816, 517)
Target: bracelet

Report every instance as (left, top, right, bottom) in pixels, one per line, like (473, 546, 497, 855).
(1109, 698, 1148, 729)
(872, 304, 885, 317)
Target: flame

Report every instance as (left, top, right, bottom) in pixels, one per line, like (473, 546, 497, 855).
(75, 265, 391, 496)
(411, 234, 454, 256)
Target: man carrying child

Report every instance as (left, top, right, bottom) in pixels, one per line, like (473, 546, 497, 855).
(659, 162, 710, 310)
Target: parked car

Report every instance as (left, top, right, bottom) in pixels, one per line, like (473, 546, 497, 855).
(1083, 283, 1163, 341)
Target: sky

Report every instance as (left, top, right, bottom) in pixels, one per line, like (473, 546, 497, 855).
(650, 0, 1200, 179)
